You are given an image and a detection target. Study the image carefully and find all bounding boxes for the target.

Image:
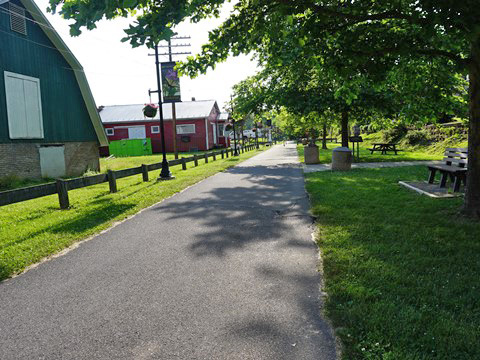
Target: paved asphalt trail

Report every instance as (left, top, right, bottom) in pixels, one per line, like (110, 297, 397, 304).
(0, 144, 337, 359)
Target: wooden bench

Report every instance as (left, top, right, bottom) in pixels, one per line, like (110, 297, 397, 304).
(427, 148, 468, 192)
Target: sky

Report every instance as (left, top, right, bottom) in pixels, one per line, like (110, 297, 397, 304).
(35, 0, 259, 111)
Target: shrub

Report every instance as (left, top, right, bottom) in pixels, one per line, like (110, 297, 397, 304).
(404, 129, 433, 146)
(0, 175, 22, 191)
(382, 125, 408, 142)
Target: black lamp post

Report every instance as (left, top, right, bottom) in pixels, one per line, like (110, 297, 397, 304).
(230, 95, 239, 156)
(232, 118, 238, 156)
(154, 44, 173, 180)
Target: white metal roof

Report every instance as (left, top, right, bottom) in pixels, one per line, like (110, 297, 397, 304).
(218, 112, 230, 121)
(99, 100, 218, 123)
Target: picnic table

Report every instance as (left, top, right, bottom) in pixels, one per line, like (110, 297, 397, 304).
(369, 143, 401, 155)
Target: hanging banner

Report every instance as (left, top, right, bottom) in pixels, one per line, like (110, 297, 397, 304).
(161, 62, 181, 103)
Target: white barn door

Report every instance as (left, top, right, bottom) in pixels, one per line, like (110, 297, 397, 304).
(4, 71, 44, 139)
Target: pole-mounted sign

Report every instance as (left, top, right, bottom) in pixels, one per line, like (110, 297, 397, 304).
(161, 61, 181, 103)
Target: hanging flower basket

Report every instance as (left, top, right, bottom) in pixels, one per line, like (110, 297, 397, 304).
(143, 103, 158, 118)
(225, 123, 233, 131)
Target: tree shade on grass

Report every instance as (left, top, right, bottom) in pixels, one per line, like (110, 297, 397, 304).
(305, 166, 480, 359)
(0, 149, 263, 281)
(296, 143, 442, 164)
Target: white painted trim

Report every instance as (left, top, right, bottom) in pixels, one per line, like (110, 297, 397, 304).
(397, 181, 456, 199)
(105, 128, 114, 136)
(176, 124, 196, 134)
(0, 0, 9, 5)
(151, 125, 160, 134)
(212, 123, 217, 144)
(113, 125, 147, 130)
(4, 71, 38, 83)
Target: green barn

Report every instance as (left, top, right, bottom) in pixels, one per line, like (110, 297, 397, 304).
(0, 0, 108, 179)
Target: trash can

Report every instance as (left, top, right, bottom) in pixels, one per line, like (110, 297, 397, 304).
(304, 145, 320, 164)
(332, 147, 352, 171)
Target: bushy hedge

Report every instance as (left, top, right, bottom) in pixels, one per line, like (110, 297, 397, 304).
(404, 129, 433, 145)
(381, 125, 408, 142)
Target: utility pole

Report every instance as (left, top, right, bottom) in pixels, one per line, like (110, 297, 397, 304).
(230, 95, 239, 156)
(159, 37, 191, 159)
(149, 44, 173, 180)
(148, 36, 191, 167)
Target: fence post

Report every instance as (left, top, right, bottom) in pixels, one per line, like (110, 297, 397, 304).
(204, 152, 209, 163)
(56, 179, 69, 210)
(181, 157, 187, 170)
(226, 149, 229, 158)
(221, 150, 224, 159)
(141, 164, 149, 182)
(108, 170, 117, 193)
(194, 154, 198, 166)
(213, 152, 216, 161)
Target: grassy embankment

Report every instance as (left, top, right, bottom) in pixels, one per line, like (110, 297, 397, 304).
(304, 165, 479, 359)
(0, 147, 264, 281)
(297, 131, 468, 163)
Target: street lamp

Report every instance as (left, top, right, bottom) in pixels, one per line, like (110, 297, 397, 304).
(230, 95, 239, 156)
(232, 118, 239, 156)
(153, 43, 174, 180)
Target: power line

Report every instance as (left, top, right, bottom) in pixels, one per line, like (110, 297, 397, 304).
(0, 28, 153, 79)
(0, 5, 151, 67)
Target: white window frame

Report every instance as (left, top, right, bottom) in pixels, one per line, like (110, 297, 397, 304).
(105, 128, 114, 136)
(176, 124, 196, 134)
(217, 124, 225, 136)
(151, 125, 160, 134)
(4, 71, 44, 139)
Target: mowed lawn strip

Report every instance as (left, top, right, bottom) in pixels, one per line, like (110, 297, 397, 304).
(305, 166, 480, 359)
(297, 142, 441, 164)
(0, 148, 264, 281)
(99, 151, 209, 172)
(1, 150, 214, 191)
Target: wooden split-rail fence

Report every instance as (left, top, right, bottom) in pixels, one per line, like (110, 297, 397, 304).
(0, 144, 259, 210)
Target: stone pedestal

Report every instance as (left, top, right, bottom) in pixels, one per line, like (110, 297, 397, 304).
(332, 147, 352, 171)
(304, 145, 320, 164)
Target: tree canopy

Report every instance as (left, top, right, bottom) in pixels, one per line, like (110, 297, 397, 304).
(48, 0, 480, 216)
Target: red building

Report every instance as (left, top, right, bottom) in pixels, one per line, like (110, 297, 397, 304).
(99, 100, 230, 154)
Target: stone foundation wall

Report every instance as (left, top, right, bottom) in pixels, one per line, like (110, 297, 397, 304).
(0, 141, 99, 179)
(64, 142, 100, 176)
(0, 143, 42, 178)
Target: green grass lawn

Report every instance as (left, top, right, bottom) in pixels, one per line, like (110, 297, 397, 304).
(297, 142, 442, 164)
(0, 147, 264, 281)
(0, 150, 221, 191)
(305, 166, 480, 359)
(99, 151, 210, 172)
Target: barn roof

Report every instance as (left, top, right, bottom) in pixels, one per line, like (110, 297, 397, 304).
(99, 100, 219, 123)
(218, 112, 230, 121)
(18, 0, 108, 146)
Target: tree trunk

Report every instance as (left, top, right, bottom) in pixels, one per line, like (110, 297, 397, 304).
(322, 122, 328, 149)
(464, 40, 480, 219)
(341, 111, 349, 148)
